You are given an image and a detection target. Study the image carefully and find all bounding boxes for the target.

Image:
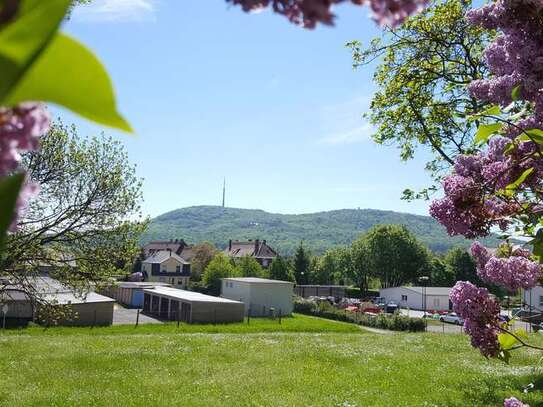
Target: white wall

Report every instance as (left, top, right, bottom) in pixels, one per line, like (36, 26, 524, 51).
(221, 281, 294, 316)
(523, 285, 543, 309)
(379, 287, 450, 311)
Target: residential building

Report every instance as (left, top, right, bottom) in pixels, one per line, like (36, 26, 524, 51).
(379, 286, 452, 311)
(141, 250, 191, 288)
(143, 286, 244, 323)
(221, 277, 294, 316)
(142, 238, 193, 259)
(225, 239, 277, 268)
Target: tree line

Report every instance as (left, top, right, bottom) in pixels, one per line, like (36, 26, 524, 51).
(190, 224, 496, 297)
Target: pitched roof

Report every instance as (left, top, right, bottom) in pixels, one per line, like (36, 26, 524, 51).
(225, 240, 278, 258)
(142, 250, 189, 264)
(143, 239, 189, 255)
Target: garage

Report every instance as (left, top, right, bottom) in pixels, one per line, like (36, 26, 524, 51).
(142, 286, 244, 323)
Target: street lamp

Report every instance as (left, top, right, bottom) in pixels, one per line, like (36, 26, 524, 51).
(418, 276, 429, 331)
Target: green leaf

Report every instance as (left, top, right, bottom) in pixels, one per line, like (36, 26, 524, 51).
(0, 0, 72, 102)
(5, 34, 132, 132)
(0, 173, 24, 251)
(512, 85, 521, 101)
(505, 167, 534, 192)
(498, 332, 518, 350)
(481, 105, 501, 116)
(475, 123, 502, 145)
(518, 129, 543, 145)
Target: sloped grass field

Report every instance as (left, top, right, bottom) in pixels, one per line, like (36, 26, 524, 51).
(1, 315, 542, 406)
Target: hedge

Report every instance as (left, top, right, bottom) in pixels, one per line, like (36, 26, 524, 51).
(294, 298, 425, 332)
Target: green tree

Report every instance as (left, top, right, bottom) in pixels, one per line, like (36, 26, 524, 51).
(202, 253, 240, 296)
(349, 237, 373, 294)
(348, 0, 490, 199)
(293, 241, 310, 285)
(237, 255, 266, 278)
(428, 256, 455, 286)
(310, 248, 341, 285)
(444, 247, 479, 284)
(190, 242, 218, 282)
(268, 256, 294, 282)
(3, 122, 146, 295)
(363, 225, 429, 288)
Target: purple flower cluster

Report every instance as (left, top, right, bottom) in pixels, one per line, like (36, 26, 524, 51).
(429, 138, 525, 238)
(0, 103, 49, 176)
(467, 0, 543, 118)
(0, 103, 49, 230)
(227, 0, 427, 28)
(504, 397, 530, 407)
(450, 281, 501, 357)
(471, 242, 541, 291)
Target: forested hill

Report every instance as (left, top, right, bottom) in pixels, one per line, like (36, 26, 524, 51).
(142, 205, 500, 255)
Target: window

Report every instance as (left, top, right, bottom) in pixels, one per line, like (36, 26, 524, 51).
(178, 280, 183, 285)
(401, 295, 407, 301)
(176, 265, 181, 273)
(539, 296, 543, 307)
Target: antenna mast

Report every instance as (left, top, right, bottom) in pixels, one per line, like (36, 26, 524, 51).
(222, 178, 226, 208)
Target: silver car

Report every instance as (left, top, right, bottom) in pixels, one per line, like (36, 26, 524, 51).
(439, 312, 464, 325)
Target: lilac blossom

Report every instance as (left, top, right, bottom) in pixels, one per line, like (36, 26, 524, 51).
(504, 397, 530, 407)
(0, 103, 49, 176)
(0, 103, 49, 231)
(479, 256, 541, 290)
(227, 0, 428, 28)
(450, 281, 501, 357)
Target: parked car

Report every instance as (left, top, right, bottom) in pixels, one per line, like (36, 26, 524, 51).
(385, 301, 399, 314)
(439, 312, 464, 325)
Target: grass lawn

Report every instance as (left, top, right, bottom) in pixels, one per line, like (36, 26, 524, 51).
(1, 314, 542, 406)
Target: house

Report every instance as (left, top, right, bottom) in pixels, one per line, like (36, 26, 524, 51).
(142, 238, 193, 260)
(221, 277, 294, 316)
(142, 286, 244, 323)
(141, 250, 191, 288)
(379, 286, 452, 311)
(0, 276, 115, 327)
(225, 239, 277, 268)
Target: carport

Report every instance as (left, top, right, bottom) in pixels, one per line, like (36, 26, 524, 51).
(142, 287, 244, 323)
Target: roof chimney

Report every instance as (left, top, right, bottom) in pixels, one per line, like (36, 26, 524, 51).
(168, 248, 172, 257)
(228, 239, 232, 251)
(254, 239, 260, 254)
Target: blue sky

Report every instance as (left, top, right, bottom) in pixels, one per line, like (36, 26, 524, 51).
(59, 0, 435, 218)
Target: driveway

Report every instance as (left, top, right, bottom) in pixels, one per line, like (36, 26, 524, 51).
(112, 304, 163, 325)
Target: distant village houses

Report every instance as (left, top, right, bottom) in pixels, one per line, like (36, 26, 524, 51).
(225, 239, 278, 268)
(141, 250, 191, 288)
(142, 238, 194, 261)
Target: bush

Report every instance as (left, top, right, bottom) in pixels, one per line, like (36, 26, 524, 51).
(294, 297, 424, 332)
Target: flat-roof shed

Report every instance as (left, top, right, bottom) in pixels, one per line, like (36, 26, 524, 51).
(143, 287, 244, 323)
(101, 282, 172, 308)
(221, 277, 294, 317)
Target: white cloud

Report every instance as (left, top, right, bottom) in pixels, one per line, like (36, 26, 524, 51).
(73, 0, 156, 22)
(319, 122, 374, 145)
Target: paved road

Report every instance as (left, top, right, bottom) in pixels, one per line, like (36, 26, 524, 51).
(399, 308, 535, 334)
(112, 304, 163, 325)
